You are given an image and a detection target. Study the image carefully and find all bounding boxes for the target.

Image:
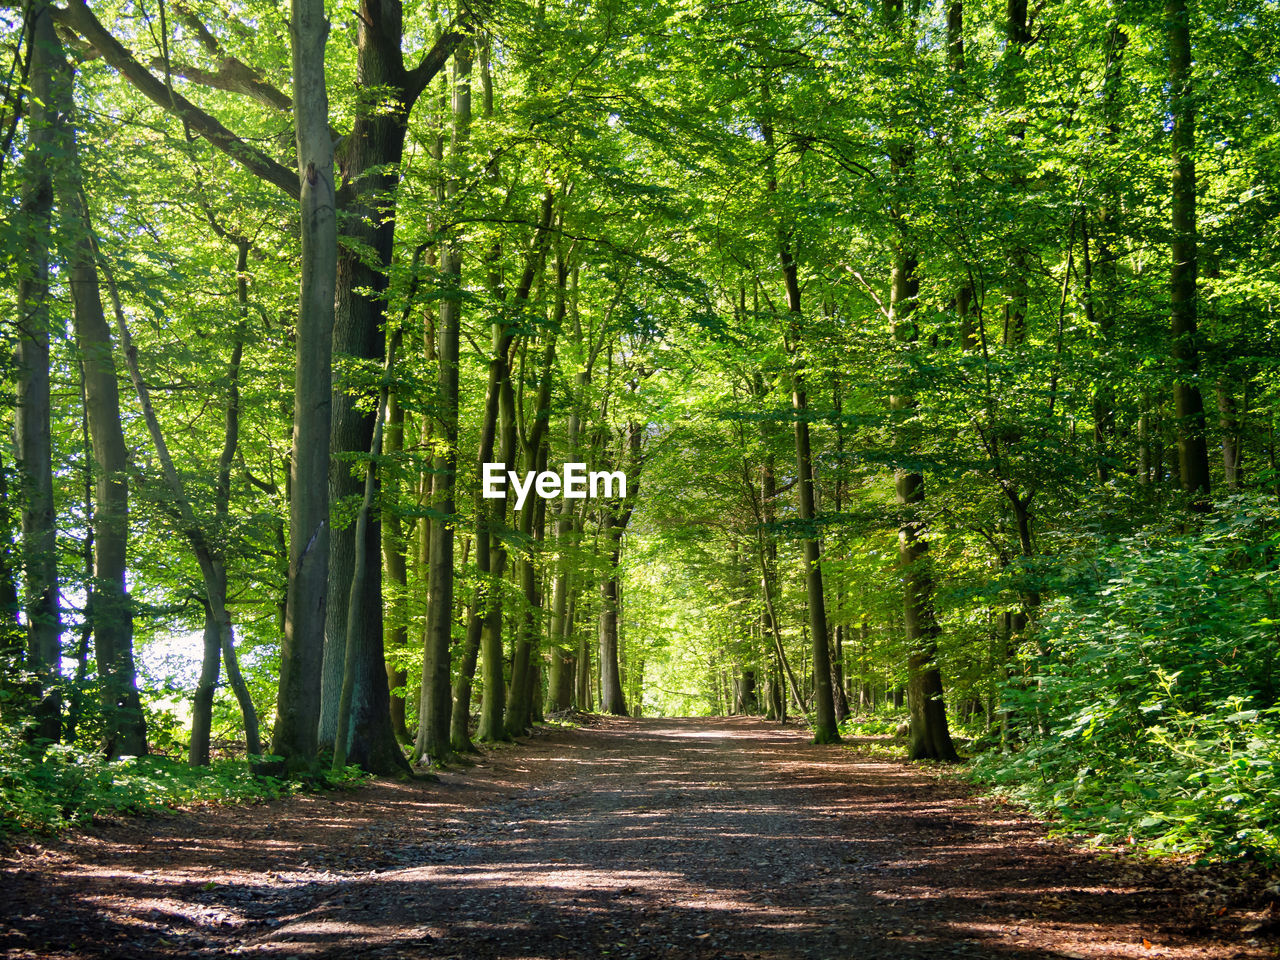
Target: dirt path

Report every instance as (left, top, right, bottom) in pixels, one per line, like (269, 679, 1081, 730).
(1, 717, 1271, 959)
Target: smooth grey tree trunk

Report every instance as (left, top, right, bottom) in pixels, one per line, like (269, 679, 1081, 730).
(272, 0, 337, 772)
(598, 516, 628, 717)
(43, 17, 146, 757)
(16, 1, 64, 745)
(416, 45, 472, 765)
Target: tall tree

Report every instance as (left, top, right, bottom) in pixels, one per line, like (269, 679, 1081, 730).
(49, 0, 460, 772)
(316, 6, 465, 773)
(885, 0, 957, 761)
(599, 422, 641, 716)
(1167, 0, 1211, 504)
(505, 242, 566, 736)
(270, 0, 338, 771)
(757, 76, 839, 744)
(416, 43, 473, 766)
(15, 1, 63, 745)
(32, 9, 147, 757)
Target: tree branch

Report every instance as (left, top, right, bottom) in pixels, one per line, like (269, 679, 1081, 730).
(54, 0, 298, 198)
(146, 53, 292, 112)
(164, 1, 293, 111)
(403, 28, 467, 107)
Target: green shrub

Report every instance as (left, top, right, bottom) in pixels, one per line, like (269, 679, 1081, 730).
(0, 722, 364, 835)
(973, 495, 1280, 861)
(838, 715, 906, 737)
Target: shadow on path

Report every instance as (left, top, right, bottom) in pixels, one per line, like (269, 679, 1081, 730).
(1, 717, 1268, 959)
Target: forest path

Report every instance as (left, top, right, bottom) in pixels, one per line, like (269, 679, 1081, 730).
(1, 717, 1268, 960)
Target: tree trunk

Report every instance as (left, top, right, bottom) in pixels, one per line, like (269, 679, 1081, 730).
(791, 371, 840, 743)
(1167, 0, 1211, 506)
(760, 86, 839, 744)
(333, 332, 408, 774)
(891, 249, 959, 763)
(476, 367, 516, 742)
(271, 0, 337, 772)
(1218, 382, 1243, 490)
(382, 387, 411, 745)
(882, 0, 958, 761)
(448, 360, 503, 751)
(417, 252, 458, 762)
(318, 6, 463, 773)
(548, 648, 574, 712)
(188, 237, 262, 764)
(504, 431, 551, 736)
(547, 351, 588, 712)
(742, 433, 806, 719)
(598, 424, 641, 717)
(191, 597, 222, 767)
(63, 396, 94, 743)
(45, 23, 146, 756)
(505, 251, 563, 737)
(447, 254, 507, 750)
(831, 625, 849, 722)
(575, 537, 593, 709)
(474, 192, 556, 740)
(598, 517, 628, 717)
(15, 0, 63, 745)
(830, 381, 850, 724)
(415, 45, 472, 765)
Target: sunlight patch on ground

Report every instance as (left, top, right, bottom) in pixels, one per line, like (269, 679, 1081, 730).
(948, 920, 1189, 958)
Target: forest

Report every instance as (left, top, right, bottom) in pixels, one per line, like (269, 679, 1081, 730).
(3, 0, 1280, 901)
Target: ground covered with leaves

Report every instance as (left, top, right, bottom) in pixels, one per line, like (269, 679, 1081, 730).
(2, 718, 1276, 959)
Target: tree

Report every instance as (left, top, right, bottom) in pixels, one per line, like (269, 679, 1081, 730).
(270, 0, 338, 772)
(14, 1, 63, 745)
(599, 422, 642, 717)
(883, 0, 957, 762)
(415, 43, 472, 766)
(1167, 0, 1211, 505)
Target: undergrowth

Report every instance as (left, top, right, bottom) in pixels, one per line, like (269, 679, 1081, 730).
(970, 495, 1280, 863)
(838, 715, 906, 738)
(0, 723, 368, 836)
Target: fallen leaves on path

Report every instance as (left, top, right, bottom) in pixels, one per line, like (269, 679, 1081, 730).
(2, 717, 1275, 959)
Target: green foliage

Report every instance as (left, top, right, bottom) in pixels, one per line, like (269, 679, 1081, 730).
(3, 0, 1280, 849)
(838, 714, 907, 738)
(0, 722, 367, 836)
(973, 496, 1280, 861)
